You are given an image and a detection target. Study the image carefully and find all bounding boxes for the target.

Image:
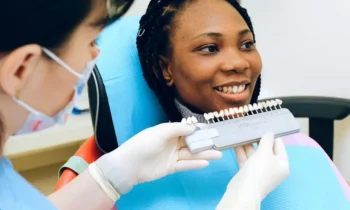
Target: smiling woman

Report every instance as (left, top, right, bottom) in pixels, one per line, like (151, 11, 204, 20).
(137, 0, 261, 122)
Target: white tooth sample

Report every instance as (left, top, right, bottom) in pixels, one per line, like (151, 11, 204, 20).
(239, 106, 244, 114)
(258, 102, 263, 109)
(224, 109, 230, 116)
(229, 108, 235, 116)
(253, 103, 259, 110)
(191, 116, 198, 124)
(248, 104, 254, 112)
(219, 110, 225, 118)
(223, 86, 228, 93)
(276, 99, 283, 106)
(204, 113, 209, 121)
(228, 86, 233, 93)
(233, 107, 239, 113)
(181, 118, 187, 124)
(271, 100, 277, 107)
(186, 117, 192, 124)
(262, 102, 268, 109)
(209, 112, 214, 119)
(266, 100, 272, 108)
(214, 111, 219, 118)
(243, 105, 249, 113)
(233, 86, 238, 93)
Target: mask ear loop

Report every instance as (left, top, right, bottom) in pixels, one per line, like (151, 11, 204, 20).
(12, 90, 41, 115)
(42, 48, 84, 79)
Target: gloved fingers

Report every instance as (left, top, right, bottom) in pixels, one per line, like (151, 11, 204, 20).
(175, 160, 209, 172)
(243, 144, 256, 158)
(258, 132, 275, 152)
(157, 122, 196, 139)
(178, 137, 187, 148)
(273, 137, 288, 161)
(234, 146, 248, 168)
(178, 148, 223, 160)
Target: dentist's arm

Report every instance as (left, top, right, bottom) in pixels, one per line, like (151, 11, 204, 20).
(48, 123, 222, 210)
(216, 133, 290, 210)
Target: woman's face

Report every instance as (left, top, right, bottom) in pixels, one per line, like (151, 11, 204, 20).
(161, 0, 262, 113)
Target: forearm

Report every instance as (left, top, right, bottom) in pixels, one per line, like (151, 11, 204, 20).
(47, 169, 115, 210)
(216, 173, 261, 210)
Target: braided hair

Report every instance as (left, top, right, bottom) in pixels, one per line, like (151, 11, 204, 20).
(136, 0, 261, 122)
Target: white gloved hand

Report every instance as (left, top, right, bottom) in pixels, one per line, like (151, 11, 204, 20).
(216, 133, 289, 210)
(95, 122, 223, 195)
(235, 132, 290, 200)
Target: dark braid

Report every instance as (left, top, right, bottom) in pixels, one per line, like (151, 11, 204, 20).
(137, 0, 261, 122)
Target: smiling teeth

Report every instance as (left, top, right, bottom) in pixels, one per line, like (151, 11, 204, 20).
(218, 84, 246, 94)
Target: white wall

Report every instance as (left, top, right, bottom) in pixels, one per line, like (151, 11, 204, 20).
(241, 0, 350, 180)
(126, 0, 350, 180)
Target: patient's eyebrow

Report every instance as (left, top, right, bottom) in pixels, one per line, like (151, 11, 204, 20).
(192, 29, 252, 40)
(192, 32, 223, 40)
(239, 29, 252, 37)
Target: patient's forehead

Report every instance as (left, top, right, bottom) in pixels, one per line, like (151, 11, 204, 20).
(171, 0, 247, 41)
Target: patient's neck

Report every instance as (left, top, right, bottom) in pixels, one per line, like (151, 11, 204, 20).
(174, 99, 206, 123)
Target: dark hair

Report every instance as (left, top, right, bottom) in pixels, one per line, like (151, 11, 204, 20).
(0, 0, 134, 53)
(137, 0, 261, 122)
(0, 113, 5, 158)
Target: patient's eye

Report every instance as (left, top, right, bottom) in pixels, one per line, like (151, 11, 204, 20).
(198, 44, 219, 54)
(240, 41, 256, 51)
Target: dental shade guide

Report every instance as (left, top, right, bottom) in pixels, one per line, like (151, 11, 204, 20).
(182, 99, 300, 153)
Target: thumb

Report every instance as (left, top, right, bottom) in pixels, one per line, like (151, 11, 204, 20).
(273, 138, 288, 161)
(156, 122, 196, 139)
(257, 132, 275, 152)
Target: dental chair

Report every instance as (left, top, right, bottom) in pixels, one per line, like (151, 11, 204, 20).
(55, 16, 350, 209)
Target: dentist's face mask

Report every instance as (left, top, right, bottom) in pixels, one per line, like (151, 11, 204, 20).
(13, 47, 100, 135)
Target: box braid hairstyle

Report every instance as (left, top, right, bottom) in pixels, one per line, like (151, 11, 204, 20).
(136, 0, 261, 122)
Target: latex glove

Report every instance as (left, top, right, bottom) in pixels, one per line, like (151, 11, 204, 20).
(216, 133, 289, 210)
(95, 122, 223, 195)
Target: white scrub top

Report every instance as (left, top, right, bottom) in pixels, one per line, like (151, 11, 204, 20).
(0, 157, 58, 210)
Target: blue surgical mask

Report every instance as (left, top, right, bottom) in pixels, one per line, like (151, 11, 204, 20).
(13, 47, 100, 135)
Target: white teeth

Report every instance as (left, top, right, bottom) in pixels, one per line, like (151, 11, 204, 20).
(217, 84, 246, 94)
(181, 118, 187, 124)
(232, 86, 238, 93)
(187, 117, 192, 124)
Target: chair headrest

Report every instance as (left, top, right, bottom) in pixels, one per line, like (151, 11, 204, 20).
(96, 16, 168, 145)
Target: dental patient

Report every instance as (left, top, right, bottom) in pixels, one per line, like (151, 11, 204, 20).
(136, 0, 350, 209)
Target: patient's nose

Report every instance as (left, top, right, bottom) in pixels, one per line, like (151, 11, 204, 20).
(220, 50, 249, 73)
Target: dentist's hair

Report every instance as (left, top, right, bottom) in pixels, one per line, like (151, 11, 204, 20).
(0, 0, 134, 54)
(136, 0, 261, 122)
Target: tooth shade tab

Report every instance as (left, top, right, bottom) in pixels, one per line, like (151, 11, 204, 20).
(191, 116, 198, 124)
(229, 108, 235, 115)
(258, 102, 263, 110)
(224, 109, 230, 117)
(243, 105, 249, 113)
(204, 113, 209, 121)
(248, 104, 254, 111)
(181, 118, 186, 124)
(186, 117, 192, 124)
(214, 111, 219, 118)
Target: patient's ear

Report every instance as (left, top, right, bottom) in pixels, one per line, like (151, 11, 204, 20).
(158, 55, 173, 86)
